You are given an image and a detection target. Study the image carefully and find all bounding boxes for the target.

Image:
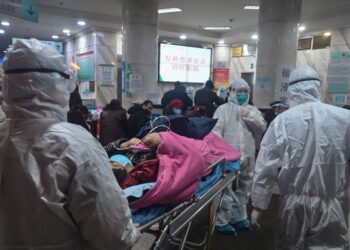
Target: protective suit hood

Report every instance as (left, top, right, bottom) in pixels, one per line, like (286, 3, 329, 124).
(230, 79, 250, 106)
(0, 39, 139, 249)
(287, 65, 321, 108)
(2, 39, 75, 121)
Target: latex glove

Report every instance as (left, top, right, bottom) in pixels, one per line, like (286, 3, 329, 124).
(239, 106, 250, 118)
(251, 208, 263, 229)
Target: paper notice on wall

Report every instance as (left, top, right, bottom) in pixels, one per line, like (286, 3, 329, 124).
(129, 74, 142, 91)
(255, 77, 273, 92)
(275, 64, 294, 104)
(99, 64, 114, 86)
(328, 51, 350, 95)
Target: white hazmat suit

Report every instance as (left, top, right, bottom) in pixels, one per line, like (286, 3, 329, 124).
(0, 39, 139, 250)
(251, 65, 350, 249)
(213, 79, 266, 227)
(0, 64, 5, 122)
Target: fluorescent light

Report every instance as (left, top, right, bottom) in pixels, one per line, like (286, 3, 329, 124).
(158, 8, 182, 14)
(251, 34, 259, 40)
(299, 25, 306, 31)
(52, 35, 59, 39)
(218, 40, 225, 44)
(1, 21, 10, 26)
(0, 29, 5, 34)
(323, 32, 331, 37)
(204, 26, 231, 30)
(180, 34, 187, 40)
(77, 20, 86, 26)
(69, 62, 80, 71)
(63, 29, 70, 34)
(244, 5, 260, 10)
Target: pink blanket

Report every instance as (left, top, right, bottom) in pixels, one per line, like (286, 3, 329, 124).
(130, 132, 240, 209)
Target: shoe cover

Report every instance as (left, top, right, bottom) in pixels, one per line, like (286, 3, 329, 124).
(233, 218, 252, 231)
(214, 224, 238, 236)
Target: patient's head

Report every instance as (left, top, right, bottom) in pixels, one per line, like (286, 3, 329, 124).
(110, 155, 133, 184)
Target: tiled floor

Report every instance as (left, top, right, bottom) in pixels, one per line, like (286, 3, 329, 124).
(133, 195, 280, 249)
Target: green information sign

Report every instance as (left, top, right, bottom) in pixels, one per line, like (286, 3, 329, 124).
(77, 53, 95, 81)
(0, 0, 39, 23)
(22, 0, 39, 23)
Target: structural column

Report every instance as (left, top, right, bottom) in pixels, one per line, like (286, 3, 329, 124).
(253, 0, 301, 108)
(122, 0, 159, 107)
(213, 44, 232, 88)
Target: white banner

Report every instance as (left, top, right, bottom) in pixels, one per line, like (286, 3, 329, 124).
(275, 64, 294, 104)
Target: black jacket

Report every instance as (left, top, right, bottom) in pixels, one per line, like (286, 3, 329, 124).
(194, 87, 224, 117)
(127, 105, 151, 139)
(67, 110, 90, 131)
(100, 109, 127, 146)
(161, 89, 193, 110)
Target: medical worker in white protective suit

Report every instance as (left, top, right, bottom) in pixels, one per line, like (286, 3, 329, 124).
(213, 79, 266, 235)
(251, 65, 350, 249)
(0, 65, 5, 122)
(0, 39, 139, 249)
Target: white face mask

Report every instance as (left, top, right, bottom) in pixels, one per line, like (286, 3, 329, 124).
(173, 108, 182, 115)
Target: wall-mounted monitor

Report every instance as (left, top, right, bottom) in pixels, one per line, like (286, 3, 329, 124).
(158, 43, 212, 83)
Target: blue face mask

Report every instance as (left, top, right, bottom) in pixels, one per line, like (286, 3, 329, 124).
(173, 108, 182, 115)
(236, 93, 248, 105)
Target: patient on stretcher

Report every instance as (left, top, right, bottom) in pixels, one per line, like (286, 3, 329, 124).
(108, 133, 162, 187)
(106, 131, 240, 210)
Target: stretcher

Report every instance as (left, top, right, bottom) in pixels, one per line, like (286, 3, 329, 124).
(136, 158, 238, 250)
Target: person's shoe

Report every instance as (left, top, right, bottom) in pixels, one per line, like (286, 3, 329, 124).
(232, 218, 252, 231)
(214, 224, 238, 236)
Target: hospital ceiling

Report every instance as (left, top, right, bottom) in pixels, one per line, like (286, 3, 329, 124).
(0, 0, 350, 51)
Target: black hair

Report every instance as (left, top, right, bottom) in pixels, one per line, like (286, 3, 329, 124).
(105, 99, 121, 111)
(142, 100, 153, 106)
(205, 80, 214, 90)
(174, 81, 182, 89)
(112, 168, 127, 185)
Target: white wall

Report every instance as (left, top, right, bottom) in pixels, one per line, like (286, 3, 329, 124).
(230, 56, 256, 83)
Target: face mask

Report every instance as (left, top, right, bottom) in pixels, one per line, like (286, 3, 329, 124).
(173, 108, 182, 115)
(236, 93, 248, 105)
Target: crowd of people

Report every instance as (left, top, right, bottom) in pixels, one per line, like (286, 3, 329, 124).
(1, 39, 350, 250)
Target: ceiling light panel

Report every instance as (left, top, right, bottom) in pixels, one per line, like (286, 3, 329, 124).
(244, 5, 260, 10)
(204, 27, 231, 30)
(158, 8, 182, 14)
